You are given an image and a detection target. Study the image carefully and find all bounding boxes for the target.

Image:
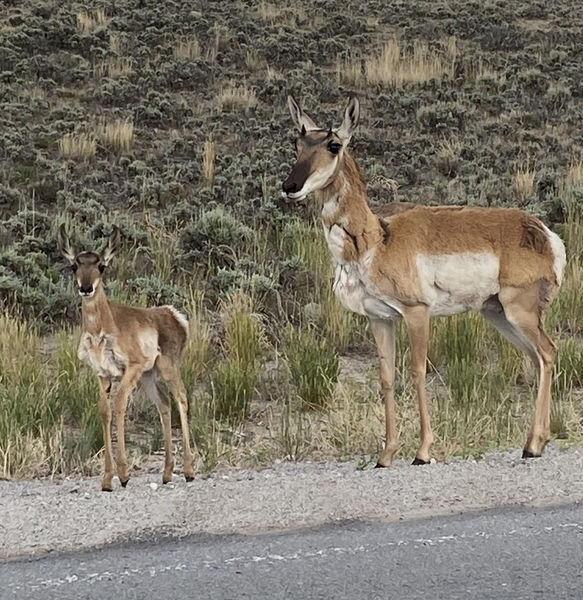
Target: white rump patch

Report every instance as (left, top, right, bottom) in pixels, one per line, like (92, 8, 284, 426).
(542, 224, 566, 286)
(164, 305, 190, 337)
(416, 252, 500, 316)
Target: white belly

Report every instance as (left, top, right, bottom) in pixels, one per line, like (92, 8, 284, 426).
(416, 252, 500, 316)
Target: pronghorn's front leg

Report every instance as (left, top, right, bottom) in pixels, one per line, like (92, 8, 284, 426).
(98, 377, 114, 492)
(369, 318, 399, 468)
(113, 363, 144, 487)
(402, 305, 434, 464)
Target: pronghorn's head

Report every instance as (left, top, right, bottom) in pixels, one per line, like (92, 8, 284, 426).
(58, 224, 120, 299)
(282, 95, 360, 201)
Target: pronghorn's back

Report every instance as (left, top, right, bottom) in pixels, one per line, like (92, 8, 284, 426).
(368, 205, 565, 318)
(108, 303, 189, 361)
(381, 205, 565, 286)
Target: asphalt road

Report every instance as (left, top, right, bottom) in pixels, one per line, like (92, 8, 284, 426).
(1, 502, 582, 600)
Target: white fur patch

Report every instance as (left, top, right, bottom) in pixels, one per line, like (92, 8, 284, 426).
(326, 224, 348, 264)
(333, 263, 403, 319)
(322, 198, 339, 221)
(164, 305, 189, 338)
(416, 252, 500, 316)
(78, 332, 127, 379)
(542, 224, 566, 285)
(138, 328, 160, 371)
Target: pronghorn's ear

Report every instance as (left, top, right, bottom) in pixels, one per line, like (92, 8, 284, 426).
(101, 225, 121, 266)
(287, 95, 318, 133)
(336, 97, 360, 144)
(57, 224, 76, 265)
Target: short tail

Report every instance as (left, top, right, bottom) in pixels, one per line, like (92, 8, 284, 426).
(163, 305, 189, 353)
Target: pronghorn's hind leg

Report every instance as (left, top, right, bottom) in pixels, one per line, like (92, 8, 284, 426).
(155, 354, 196, 481)
(98, 377, 114, 492)
(482, 283, 557, 458)
(141, 371, 175, 484)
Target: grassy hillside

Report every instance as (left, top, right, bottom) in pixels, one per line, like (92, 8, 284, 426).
(1, 0, 582, 478)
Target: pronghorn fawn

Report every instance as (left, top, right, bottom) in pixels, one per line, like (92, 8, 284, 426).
(282, 96, 566, 467)
(58, 225, 195, 490)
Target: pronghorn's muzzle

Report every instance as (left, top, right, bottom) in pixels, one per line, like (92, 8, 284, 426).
(79, 283, 95, 297)
(282, 161, 310, 199)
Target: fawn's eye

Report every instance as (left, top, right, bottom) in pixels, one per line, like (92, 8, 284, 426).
(328, 141, 342, 155)
(98, 264, 105, 273)
(71, 263, 78, 273)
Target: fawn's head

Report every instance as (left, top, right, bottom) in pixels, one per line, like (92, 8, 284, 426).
(282, 95, 360, 201)
(58, 225, 120, 299)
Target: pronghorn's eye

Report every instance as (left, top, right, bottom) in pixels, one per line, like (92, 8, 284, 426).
(328, 141, 342, 155)
(98, 264, 105, 273)
(71, 263, 78, 273)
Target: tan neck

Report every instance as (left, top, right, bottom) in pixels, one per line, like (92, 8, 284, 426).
(81, 284, 117, 334)
(316, 152, 384, 257)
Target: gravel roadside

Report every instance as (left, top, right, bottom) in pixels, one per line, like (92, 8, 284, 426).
(1, 445, 582, 561)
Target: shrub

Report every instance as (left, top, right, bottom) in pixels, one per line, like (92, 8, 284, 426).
(180, 208, 253, 271)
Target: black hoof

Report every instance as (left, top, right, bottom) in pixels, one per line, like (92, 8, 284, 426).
(102, 487, 113, 492)
(185, 476, 195, 482)
(412, 457, 430, 466)
(120, 479, 129, 488)
(374, 462, 388, 469)
(522, 449, 541, 459)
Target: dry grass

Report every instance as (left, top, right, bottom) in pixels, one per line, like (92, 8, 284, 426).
(95, 118, 134, 154)
(218, 83, 257, 111)
(174, 37, 201, 61)
(469, 59, 505, 86)
(512, 163, 536, 199)
(202, 135, 216, 187)
(565, 158, 583, 190)
(109, 33, 122, 54)
(19, 86, 45, 102)
(77, 10, 110, 34)
(338, 37, 457, 88)
(58, 133, 96, 160)
(245, 49, 266, 72)
(95, 56, 134, 78)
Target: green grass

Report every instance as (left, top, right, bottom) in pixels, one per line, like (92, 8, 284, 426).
(2, 193, 582, 478)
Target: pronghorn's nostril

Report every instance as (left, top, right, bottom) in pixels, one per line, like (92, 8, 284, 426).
(282, 179, 298, 194)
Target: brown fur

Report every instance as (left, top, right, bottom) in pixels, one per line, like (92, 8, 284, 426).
(285, 101, 564, 466)
(58, 226, 195, 491)
(317, 151, 558, 305)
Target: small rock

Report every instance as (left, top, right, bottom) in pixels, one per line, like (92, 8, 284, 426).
(149, 483, 158, 491)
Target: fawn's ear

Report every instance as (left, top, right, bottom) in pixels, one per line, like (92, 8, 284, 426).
(336, 97, 360, 144)
(57, 224, 76, 264)
(287, 95, 319, 133)
(101, 225, 121, 266)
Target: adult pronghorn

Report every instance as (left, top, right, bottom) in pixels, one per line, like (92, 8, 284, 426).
(58, 225, 195, 490)
(282, 96, 566, 467)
